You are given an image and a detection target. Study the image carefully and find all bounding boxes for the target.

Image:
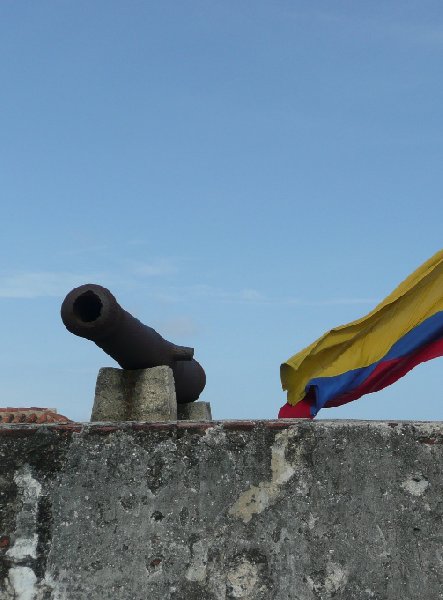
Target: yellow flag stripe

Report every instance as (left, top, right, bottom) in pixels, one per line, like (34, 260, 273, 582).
(281, 250, 443, 406)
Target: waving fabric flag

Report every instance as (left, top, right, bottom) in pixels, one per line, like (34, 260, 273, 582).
(279, 250, 443, 419)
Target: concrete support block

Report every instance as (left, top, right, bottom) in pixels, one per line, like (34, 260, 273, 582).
(2, 420, 442, 598)
(91, 366, 177, 422)
(91, 368, 127, 421)
(131, 367, 177, 422)
(177, 401, 212, 421)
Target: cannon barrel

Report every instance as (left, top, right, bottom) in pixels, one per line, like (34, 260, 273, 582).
(61, 284, 206, 403)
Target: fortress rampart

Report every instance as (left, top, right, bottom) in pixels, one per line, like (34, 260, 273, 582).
(0, 419, 442, 599)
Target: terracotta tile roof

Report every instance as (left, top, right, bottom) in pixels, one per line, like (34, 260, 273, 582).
(0, 407, 72, 424)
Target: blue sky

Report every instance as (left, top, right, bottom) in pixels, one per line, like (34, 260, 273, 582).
(1, 1, 443, 422)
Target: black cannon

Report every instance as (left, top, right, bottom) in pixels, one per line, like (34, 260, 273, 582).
(61, 284, 206, 403)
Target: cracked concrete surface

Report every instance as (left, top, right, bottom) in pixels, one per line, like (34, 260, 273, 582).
(0, 420, 442, 599)
(229, 428, 300, 523)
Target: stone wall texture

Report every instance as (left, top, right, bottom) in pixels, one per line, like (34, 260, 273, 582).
(0, 419, 442, 600)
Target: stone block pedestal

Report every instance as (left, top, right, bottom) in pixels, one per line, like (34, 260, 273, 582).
(91, 366, 177, 422)
(91, 366, 211, 422)
(177, 401, 212, 421)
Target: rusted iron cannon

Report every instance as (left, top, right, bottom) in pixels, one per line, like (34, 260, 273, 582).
(61, 284, 206, 403)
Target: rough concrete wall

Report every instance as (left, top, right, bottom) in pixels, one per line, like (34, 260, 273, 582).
(0, 420, 442, 600)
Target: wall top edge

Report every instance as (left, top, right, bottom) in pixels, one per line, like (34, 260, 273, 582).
(0, 418, 442, 437)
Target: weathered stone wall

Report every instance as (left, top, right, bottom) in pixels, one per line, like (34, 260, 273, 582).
(0, 420, 442, 599)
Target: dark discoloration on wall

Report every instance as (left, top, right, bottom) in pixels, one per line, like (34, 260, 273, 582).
(0, 420, 442, 599)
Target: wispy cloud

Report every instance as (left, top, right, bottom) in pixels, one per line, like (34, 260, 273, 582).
(0, 268, 379, 309)
(146, 283, 378, 307)
(149, 284, 268, 304)
(129, 258, 176, 277)
(0, 271, 105, 298)
(126, 239, 149, 247)
(180, 284, 268, 304)
(0, 255, 177, 299)
(60, 244, 109, 257)
(152, 316, 200, 338)
(304, 297, 379, 307)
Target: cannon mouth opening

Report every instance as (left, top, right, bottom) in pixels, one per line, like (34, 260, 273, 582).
(73, 291, 103, 323)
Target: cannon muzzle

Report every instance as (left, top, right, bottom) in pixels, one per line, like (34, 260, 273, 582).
(61, 284, 206, 403)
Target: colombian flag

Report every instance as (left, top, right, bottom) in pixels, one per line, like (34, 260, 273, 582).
(279, 250, 443, 419)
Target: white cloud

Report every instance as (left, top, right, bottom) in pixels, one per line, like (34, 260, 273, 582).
(0, 255, 177, 300)
(238, 289, 266, 302)
(0, 272, 102, 298)
(60, 244, 109, 257)
(129, 258, 176, 277)
(305, 297, 379, 307)
(147, 284, 268, 304)
(146, 284, 377, 307)
(152, 316, 200, 338)
(0, 267, 379, 310)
